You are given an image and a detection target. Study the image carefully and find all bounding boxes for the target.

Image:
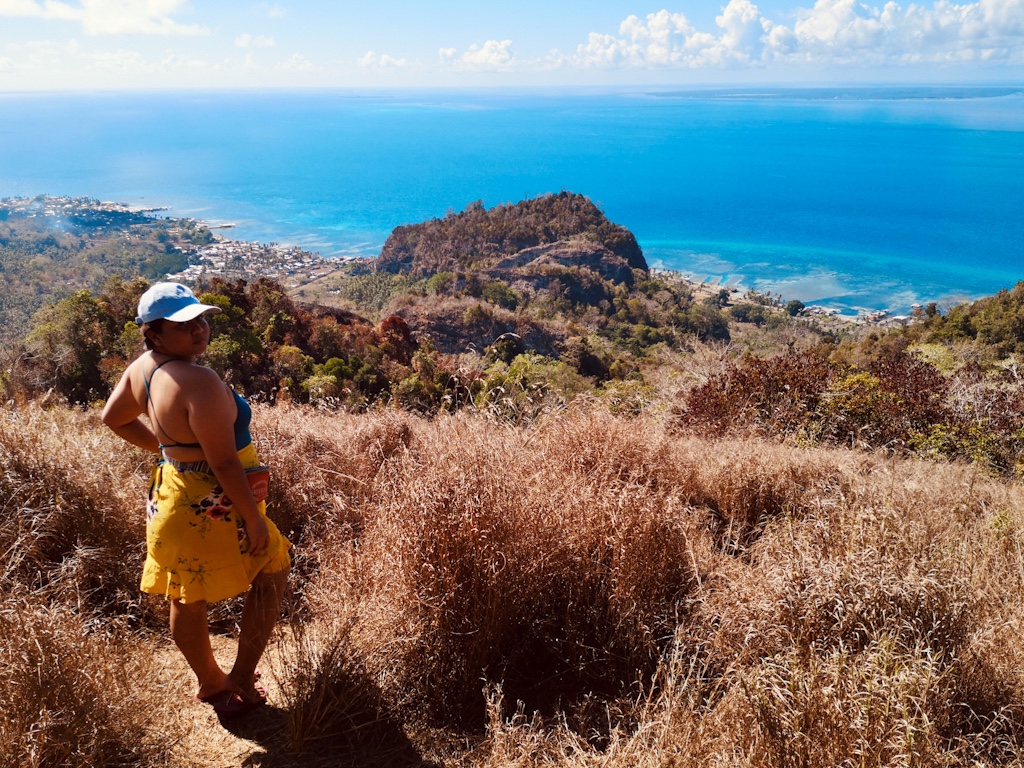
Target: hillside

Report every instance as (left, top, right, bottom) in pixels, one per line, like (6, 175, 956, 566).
(0, 196, 211, 338)
(349, 193, 733, 360)
(5, 191, 1024, 475)
(4, 403, 1024, 767)
(0, 195, 346, 343)
(4, 193, 748, 412)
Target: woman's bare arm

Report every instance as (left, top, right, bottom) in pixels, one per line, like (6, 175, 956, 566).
(101, 363, 159, 453)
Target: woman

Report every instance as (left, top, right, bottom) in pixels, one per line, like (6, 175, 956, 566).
(102, 282, 291, 719)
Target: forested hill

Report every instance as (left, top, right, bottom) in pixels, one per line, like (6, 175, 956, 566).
(374, 192, 647, 280)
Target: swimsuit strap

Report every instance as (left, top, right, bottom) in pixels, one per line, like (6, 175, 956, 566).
(144, 358, 202, 451)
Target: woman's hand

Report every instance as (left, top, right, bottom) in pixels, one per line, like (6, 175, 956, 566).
(242, 512, 271, 556)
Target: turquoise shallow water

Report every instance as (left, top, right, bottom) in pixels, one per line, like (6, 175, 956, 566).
(0, 86, 1022, 315)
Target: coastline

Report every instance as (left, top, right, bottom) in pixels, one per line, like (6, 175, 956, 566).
(643, 242, 993, 323)
(653, 269, 908, 330)
(165, 230, 361, 288)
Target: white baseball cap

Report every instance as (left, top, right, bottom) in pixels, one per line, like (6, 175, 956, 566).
(136, 282, 222, 325)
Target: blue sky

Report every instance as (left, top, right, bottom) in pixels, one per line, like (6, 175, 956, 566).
(1, 0, 1023, 90)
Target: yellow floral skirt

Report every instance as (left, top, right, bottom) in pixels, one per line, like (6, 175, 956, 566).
(140, 443, 291, 604)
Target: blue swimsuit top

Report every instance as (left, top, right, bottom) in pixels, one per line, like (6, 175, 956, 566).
(144, 359, 252, 451)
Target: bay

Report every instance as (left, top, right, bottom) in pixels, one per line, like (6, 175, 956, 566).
(1, 86, 1022, 316)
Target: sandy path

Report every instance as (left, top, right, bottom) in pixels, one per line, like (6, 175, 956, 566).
(151, 633, 436, 767)
(154, 634, 292, 767)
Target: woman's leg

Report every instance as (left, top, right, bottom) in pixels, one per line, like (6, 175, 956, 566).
(169, 599, 231, 699)
(230, 567, 289, 699)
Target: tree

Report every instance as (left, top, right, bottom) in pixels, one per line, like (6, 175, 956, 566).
(24, 290, 111, 402)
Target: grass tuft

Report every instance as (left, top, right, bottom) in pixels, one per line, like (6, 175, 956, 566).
(0, 592, 168, 767)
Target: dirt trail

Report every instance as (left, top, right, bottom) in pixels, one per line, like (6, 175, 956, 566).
(154, 634, 293, 767)
(152, 634, 434, 767)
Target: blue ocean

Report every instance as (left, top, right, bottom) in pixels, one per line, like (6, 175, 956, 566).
(1, 86, 1022, 316)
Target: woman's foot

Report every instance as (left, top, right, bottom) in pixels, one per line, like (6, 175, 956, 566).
(196, 672, 266, 720)
(226, 670, 268, 705)
(196, 668, 264, 708)
(194, 671, 234, 703)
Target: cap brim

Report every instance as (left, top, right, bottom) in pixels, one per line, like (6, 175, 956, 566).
(162, 304, 222, 323)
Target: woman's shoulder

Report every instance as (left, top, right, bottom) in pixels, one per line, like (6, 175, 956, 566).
(170, 360, 224, 388)
(122, 352, 154, 385)
(138, 355, 224, 389)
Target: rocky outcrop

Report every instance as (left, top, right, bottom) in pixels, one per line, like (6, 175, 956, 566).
(374, 192, 646, 282)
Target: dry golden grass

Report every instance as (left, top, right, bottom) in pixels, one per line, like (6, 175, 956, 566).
(0, 594, 172, 768)
(0, 403, 156, 621)
(4, 399, 1024, 766)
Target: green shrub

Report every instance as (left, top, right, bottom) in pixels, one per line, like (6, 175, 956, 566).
(481, 279, 520, 310)
(425, 271, 456, 296)
(476, 353, 589, 423)
(729, 303, 773, 326)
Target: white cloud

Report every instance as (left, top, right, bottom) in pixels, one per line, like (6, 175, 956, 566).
(80, 0, 208, 36)
(159, 51, 210, 72)
(984, 0, 1024, 32)
(440, 39, 515, 71)
(0, 35, 294, 87)
(4, 37, 84, 74)
(235, 32, 275, 48)
(0, 0, 78, 20)
(0, 0, 208, 35)
(359, 51, 409, 70)
(717, 0, 768, 60)
(573, 32, 630, 68)
(3, 0, 1023, 86)
(572, 6, 757, 68)
(567, 0, 1024, 71)
(773, 0, 1024, 64)
(786, 0, 897, 60)
(89, 48, 156, 73)
(85, 47, 214, 74)
(274, 52, 316, 72)
(255, 2, 286, 20)
(0, 0, 30, 13)
(621, 11, 698, 65)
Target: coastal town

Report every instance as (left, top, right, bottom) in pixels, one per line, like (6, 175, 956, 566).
(164, 234, 358, 288)
(0, 194, 165, 227)
(0, 194, 361, 289)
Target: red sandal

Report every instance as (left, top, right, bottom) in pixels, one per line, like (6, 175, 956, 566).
(197, 689, 265, 719)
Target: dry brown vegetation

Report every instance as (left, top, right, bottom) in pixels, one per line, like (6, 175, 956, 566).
(4, 399, 1024, 767)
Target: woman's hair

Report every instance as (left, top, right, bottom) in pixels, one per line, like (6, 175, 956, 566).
(141, 318, 167, 350)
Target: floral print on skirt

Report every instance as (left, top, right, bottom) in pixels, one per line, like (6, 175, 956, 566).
(140, 443, 291, 604)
